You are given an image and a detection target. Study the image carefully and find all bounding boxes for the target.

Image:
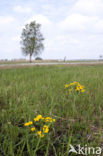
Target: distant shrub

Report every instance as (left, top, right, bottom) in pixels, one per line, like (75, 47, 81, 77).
(35, 57, 43, 60)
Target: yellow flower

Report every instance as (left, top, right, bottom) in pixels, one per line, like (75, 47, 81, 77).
(31, 127, 36, 131)
(37, 131, 41, 135)
(65, 84, 69, 88)
(24, 121, 33, 126)
(41, 117, 45, 120)
(53, 119, 56, 122)
(45, 117, 56, 123)
(65, 81, 85, 94)
(77, 84, 81, 87)
(79, 86, 83, 90)
(37, 115, 43, 118)
(81, 89, 85, 92)
(45, 117, 52, 122)
(74, 82, 79, 85)
(37, 131, 44, 138)
(24, 122, 29, 126)
(70, 83, 74, 85)
(43, 125, 49, 133)
(75, 87, 80, 91)
(34, 115, 43, 122)
(34, 118, 38, 122)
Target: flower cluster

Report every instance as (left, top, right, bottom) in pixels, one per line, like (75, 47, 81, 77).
(65, 81, 85, 93)
(24, 115, 55, 138)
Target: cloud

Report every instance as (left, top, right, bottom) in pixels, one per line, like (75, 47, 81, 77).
(25, 14, 53, 38)
(94, 19, 103, 33)
(60, 14, 88, 32)
(58, 0, 103, 35)
(12, 36, 20, 42)
(26, 14, 52, 26)
(0, 15, 18, 35)
(59, 13, 103, 34)
(0, 16, 15, 25)
(0, 15, 21, 36)
(13, 5, 32, 13)
(71, 0, 103, 16)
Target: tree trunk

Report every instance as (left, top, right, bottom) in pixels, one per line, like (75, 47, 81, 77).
(30, 54, 32, 63)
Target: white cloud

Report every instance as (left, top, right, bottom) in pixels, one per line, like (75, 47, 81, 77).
(25, 14, 53, 38)
(0, 16, 18, 35)
(0, 16, 15, 25)
(26, 14, 52, 26)
(94, 19, 103, 33)
(12, 36, 20, 42)
(60, 14, 88, 31)
(0, 15, 21, 36)
(13, 5, 32, 13)
(59, 13, 103, 34)
(71, 0, 103, 16)
(58, 0, 103, 34)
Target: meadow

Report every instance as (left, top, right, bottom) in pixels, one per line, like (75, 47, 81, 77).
(0, 65, 103, 156)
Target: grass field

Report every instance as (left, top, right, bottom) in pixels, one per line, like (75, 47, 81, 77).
(0, 65, 103, 155)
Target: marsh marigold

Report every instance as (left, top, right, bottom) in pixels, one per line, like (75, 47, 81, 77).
(65, 81, 85, 93)
(24, 115, 55, 138)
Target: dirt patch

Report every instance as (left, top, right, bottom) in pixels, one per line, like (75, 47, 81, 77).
(0, 62, 103, 69)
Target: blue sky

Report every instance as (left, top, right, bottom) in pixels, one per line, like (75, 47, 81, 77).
(0, 0, 103, 60)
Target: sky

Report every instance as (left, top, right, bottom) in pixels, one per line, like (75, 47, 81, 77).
(0, 0, 103, 60)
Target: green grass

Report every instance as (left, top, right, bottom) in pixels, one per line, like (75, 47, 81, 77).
(0, 65, 103, 155)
